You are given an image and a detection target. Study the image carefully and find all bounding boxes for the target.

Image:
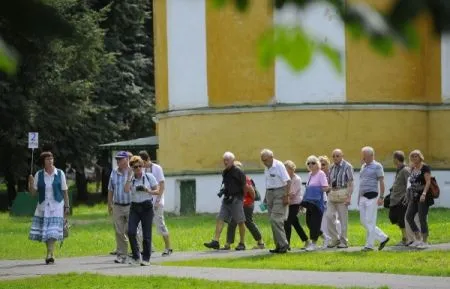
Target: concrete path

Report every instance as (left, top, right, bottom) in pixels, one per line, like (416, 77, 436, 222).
(1, 243, 450, 289)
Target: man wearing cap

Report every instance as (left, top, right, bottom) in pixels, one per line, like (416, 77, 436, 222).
(108, 151, 132, 263)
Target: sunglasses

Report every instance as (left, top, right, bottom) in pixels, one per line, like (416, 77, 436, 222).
(332, 155, 341, 158)
(320, 163, 327, 166)
(133, 165, 142, 169)
(307, 162, 316, 166)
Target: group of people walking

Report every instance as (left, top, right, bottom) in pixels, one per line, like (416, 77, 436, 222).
(28, 150, 173, 266)
(27, 146, 435, 264)
(204, 147, 435, 253)
(106, 150, 173, 266)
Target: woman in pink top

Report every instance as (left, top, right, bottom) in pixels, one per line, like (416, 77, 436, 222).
(301, 155, 329, 251)
(283, 161, 309, 250)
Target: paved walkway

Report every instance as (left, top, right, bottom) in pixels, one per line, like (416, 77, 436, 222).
(1, 243, 450, 289)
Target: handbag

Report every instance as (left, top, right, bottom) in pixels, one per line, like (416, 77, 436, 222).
(429, 177, 440, 199)
(328, 188, 348, 203)
(250, 179, 262, 201)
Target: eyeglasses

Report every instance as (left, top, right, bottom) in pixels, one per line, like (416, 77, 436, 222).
(320, 163, 327, 166)
(307, 162, 316, 166)
(133, 165, 142, 169)
(332, 155, 341, 158)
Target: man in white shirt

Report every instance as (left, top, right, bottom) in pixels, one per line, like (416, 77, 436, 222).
(139, 151, 173, 257)
(261, 149, 291, 253)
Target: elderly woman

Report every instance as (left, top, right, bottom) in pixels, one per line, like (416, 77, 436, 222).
(405, 150, 433, 249)
(283, 160, 309, 249)
(28, 152, 69, 264)
(301, 155, 329, 251)
(319, 156, 342, 248)
(124, 156, 160, 266)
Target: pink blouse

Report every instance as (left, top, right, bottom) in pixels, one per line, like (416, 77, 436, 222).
(289, 174, 302, 205)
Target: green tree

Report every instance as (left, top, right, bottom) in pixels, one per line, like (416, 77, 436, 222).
(91, 0, 155, 141)
(0, 0, 112, 203)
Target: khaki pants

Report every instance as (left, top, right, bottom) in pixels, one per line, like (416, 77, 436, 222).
(327, 201, 348, 245)
(405, 214, 420, 242)
(266, 188, 288, 249)
(113, 204, 130, 257)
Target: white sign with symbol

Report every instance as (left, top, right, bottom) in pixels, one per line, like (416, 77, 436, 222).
(28, 132, 39, 149)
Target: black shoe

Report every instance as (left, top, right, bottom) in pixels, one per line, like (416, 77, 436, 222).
(379, 237, 390, 251)
(204, 240, 220, 250)
(235, 243, 246, 251)
(45, 257, 55, 265)
(269, 248, 280, 253)
(278, 246, 289, 254)
(162, 249, 173, 256)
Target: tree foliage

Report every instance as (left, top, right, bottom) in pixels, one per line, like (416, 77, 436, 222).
(0, 0, 154, 203)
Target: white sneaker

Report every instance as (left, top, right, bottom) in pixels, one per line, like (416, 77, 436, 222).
(140, 260, 150, 266)
(129, 258, 141, 266)
(417, 242, 429, 249)
(305, 242, 317, 252)
(322, 239, 329, 249)
(301, 240, 311, 250)
(410, 241, 423, 248)
(114, 256, 127, 264)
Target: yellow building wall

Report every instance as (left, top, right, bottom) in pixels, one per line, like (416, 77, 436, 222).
(157, 109, 429, 173)
(206, 0, 274, 107)
(429, 111, 450, 166)
(346, 0, 441, 103)
(153, 0, 169, 112)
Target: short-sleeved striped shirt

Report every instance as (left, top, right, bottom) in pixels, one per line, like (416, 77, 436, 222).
(359, 161, 384, 195)
(329, 160, 354, 188)
(108, 169, 131, 205)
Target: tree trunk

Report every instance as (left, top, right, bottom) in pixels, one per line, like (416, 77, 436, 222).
(75, 166, 88, 202)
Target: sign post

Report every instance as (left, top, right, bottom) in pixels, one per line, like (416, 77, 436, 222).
(28, 132, 39, 175)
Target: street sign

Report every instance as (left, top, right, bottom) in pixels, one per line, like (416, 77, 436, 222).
(28, 132, 39, 149)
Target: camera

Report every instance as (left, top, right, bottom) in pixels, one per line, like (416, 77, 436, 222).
(332, 180, 337, 188)
(136, 185, 146, 191)
(217, 187, 226, 198)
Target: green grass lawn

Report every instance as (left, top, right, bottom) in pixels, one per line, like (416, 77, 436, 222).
(0, 273, 387, 289)
(166, 250, 450, 277)
(0, 205, 449, 260)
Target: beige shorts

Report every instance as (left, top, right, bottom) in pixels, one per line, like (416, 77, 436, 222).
(153, 205, 169, 236)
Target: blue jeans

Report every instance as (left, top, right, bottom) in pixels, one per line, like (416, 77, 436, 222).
(128, 200, 154, 261)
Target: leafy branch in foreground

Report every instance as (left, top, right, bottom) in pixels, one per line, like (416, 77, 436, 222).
(212, 0, 450, 73)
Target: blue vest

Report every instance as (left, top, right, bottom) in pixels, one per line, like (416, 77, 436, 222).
(37, 169, 63, 204)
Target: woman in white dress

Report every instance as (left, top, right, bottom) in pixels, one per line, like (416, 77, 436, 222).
(28, 152, 69, 264)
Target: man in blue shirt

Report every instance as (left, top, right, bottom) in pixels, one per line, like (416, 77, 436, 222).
(359, 146, 390, 251)
(108, 151, 132, 263)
